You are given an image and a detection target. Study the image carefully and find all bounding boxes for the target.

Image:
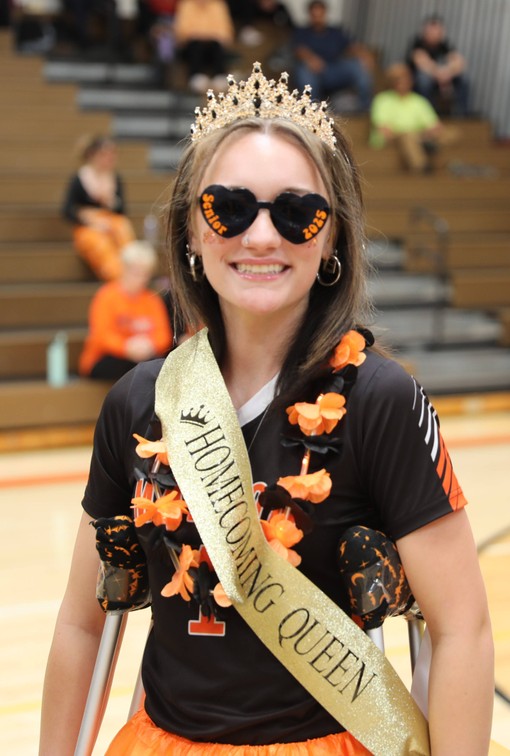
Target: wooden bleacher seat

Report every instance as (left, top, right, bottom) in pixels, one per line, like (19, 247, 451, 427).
(405, 233, 510, 273)
(0, 327, 87, 380)
(0, 206, 149, 241)
(451, 270, 510, 309)
(500, 309, 510, 346)
(1, 25, 509, 444)
(0, 141, 150, 172)
(0, 282, 98, 328)
(0, 32, 169, 440)
(0, 378, 112, 430)
(0, 243, 94, 283)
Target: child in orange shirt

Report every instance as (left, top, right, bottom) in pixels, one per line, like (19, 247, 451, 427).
(79, 240, 173, 380)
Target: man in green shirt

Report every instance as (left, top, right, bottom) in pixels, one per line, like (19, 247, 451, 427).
(370, 62, 459, 172)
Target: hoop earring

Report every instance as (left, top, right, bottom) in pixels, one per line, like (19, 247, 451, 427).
(317, 251, 342, 287)
(186, 244, 203, 282)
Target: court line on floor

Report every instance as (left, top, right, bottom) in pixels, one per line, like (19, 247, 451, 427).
(446, 434, 510, 449)
(0, 471, 89, 489)
(1, 429, 509, 490)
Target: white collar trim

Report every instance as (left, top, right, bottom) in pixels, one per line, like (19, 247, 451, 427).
(237, 375, 278, 427)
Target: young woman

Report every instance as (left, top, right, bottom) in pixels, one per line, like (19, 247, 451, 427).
(62, 135, 136, 281)
(40, 65, 493, 755)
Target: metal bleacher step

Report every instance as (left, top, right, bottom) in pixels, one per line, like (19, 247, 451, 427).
(2, 41, 506, 426)
(399, 346, 510, 395)
(113, 112, 194, 140)
(43, 60, 159, 86)
(368, 271, 451, 308)
(367, 238, 405, 270)
(373, 308, 504, 349)
(149, 141, 186, 171)
(77, 86, 199, 113)
(367, 239, 510, 393)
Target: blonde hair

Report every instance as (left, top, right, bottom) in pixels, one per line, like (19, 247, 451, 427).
(121, 240, 158, 271)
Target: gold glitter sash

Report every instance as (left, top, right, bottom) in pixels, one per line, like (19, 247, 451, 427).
(155, 329, 430, 756)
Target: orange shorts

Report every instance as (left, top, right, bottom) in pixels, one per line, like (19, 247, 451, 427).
(106, 708, 372, 755)
(73, 209, 135, 280)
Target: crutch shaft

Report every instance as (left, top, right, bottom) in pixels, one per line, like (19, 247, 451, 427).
(367, 625, 385, 652)
(408, 617, 425, 672)
(74, 612, 128, 756)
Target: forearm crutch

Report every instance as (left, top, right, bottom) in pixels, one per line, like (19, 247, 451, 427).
(76, 511, 152, 756)
(75, 611, 128, 756)
(406, 604, 425, 672)
(338, 525, 425, 673)
(75, 611, 152, 756)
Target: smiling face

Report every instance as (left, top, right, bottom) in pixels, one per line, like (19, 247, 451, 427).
(190, 130, 332, 329)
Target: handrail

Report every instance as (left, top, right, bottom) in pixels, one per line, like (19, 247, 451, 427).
(408, 206, 451, 345)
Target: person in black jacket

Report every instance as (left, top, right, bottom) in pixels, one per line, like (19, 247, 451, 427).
(406, 14, 469, 116)
(62, 135, 136, 280)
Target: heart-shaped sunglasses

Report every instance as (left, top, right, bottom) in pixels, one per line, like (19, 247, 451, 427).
(199, 185, 330, 245)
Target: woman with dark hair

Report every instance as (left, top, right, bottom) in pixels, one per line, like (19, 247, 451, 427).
(41, 64, 493, 755)
(62, 135, 136, 280)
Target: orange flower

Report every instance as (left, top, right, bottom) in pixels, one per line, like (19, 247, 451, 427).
(286, 392, 346, 436)
(278, 469, 332, 504)
(267, 538, 302, 567)
(213, 582, 233, 607)
(260, 512, 304, 548)
(131, 490, 188, 531)
(133, 433, 169, 466)
(329, 330, 366, 372)
(161, 544, 199, 600)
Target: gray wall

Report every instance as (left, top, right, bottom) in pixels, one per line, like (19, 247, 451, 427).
(341, 0, 510, 137)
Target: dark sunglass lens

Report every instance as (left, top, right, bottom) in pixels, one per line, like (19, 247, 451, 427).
(200, 185, 257, 238)
(272, 193, 330, 244)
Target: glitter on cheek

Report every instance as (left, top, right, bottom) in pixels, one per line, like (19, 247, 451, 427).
(307, 237, 319, 248)
(203, 230, 227, 244)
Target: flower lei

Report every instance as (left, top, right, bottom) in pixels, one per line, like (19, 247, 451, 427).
(131, 329, 371, 616)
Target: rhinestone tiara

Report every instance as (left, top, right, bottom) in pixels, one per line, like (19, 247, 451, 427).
(190, 62, 337, 152)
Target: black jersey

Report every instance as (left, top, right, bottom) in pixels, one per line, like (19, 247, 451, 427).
(82, 349, 466, 745)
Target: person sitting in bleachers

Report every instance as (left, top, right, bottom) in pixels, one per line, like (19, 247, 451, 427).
(62, 134, 136, 281)
(173, 0, 235, 94)
(291, 0, 373, 111)
(406, 14, 469, 117)
(143, 0, 178, 67)
(370, 62, 460, 173)
(79, 240, 173, 380)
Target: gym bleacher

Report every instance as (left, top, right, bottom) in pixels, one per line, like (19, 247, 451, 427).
(1, 10, 510, 450)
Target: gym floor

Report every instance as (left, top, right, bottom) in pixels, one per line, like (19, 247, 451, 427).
(1, 409, 509, 754)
